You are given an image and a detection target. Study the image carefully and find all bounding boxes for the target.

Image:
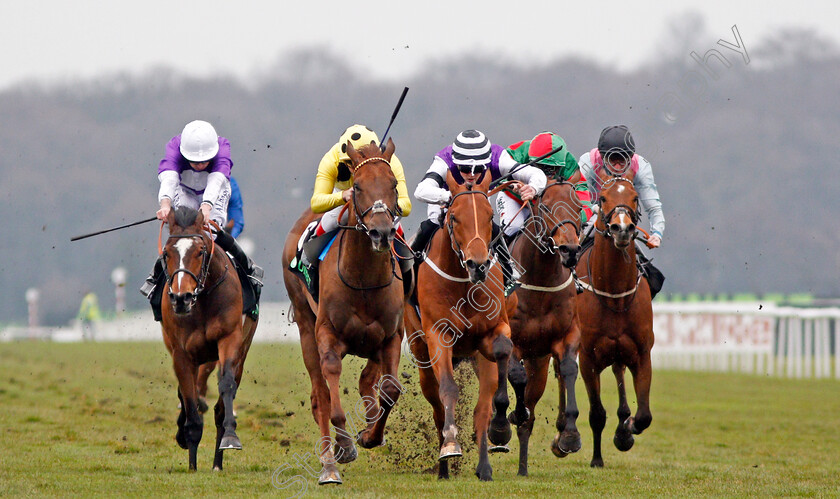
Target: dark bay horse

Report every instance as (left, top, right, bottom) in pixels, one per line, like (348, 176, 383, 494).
(160, 206, 258, 471)
(282, 139, 405, 485)
(575, 170, 654, 467)
(404, 174, 514, 481)
(504, 179, 583, 476)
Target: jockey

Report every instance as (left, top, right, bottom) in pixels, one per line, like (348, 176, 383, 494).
(140, 120, 263, 299)
(506, 131, 593, 235)
(578, 125, 665, 296)
(412, 129, 547, 292)
(578, 125, 664, 247)
(292, 124, 412, 267)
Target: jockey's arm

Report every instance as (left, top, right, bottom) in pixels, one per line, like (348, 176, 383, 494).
(635, 158, 664, 244)
(414, 157, 451, 205)
(389, 154, 412, 216)
(310, 146, 345, 214)
(499, 150, 546, 200)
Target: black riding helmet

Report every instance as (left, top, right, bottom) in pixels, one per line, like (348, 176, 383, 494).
(597, 125, 635, 163)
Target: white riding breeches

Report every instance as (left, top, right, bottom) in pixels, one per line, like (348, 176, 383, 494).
(172, 183, 231, 228)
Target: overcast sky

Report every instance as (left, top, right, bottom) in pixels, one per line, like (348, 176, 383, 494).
(1, 0, 838, 90)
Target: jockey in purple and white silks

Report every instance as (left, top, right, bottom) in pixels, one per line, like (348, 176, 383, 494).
(412, 129, 547, 292)
(141, 120, 263, 301)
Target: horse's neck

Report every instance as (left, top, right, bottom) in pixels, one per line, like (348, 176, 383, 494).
(338, 229, 392, 280)
(517, 232, 569, 284)
(590, 234, 638, 291)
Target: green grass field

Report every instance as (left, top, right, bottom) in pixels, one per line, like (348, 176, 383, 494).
(1, 341, 838, 497)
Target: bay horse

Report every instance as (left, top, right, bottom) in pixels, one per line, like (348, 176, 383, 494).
(404, 174, 513, 481)
(282, 138, 405, 485)
(159, 206, 258, 471)
(504, 179, 583, 476)
(575, 170, 654, 467)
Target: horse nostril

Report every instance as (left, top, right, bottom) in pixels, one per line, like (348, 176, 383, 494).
(465, 260, 477, 270)
(628, 224, 636, 232)
(610, 224, 621, 233)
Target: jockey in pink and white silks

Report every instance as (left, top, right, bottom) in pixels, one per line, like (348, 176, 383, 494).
(141, 120, 263, 301)
(412, 129, 547, 292)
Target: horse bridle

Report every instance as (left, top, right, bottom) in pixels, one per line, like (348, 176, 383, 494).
(340, 156, 402, 233)
(595, 176, 641, 239)
(162, 231, 215, 304)
(533, 180, 582, 254)
(445, 188, 491, 269)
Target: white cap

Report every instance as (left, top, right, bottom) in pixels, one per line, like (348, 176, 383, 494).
(180, 120, 219, 162)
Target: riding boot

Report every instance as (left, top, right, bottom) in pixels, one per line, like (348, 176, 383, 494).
(214, 229, 264, 288)
(492, 224, 520, 295)
(410, 219, 439, 257)
(140, 257, 163, 298)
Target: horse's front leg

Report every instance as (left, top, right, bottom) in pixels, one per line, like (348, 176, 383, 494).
(486, 327, 513, 450)
(507, 348, 530, 427)
(317, 327, 356, 466)
(214, 325, 245, 472)
(428, 334, 460, 462)
(626, 351, 653, 436)
(579, 351, 607, 467)
(171, 350, 202, 471)
(552, 338, 583, 457)
(516, 356, 549, 476)
(358, 331, 404, 448)
(612, 363, 635, 452)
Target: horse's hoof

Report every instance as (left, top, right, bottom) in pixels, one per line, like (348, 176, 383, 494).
(439, 441, 462, 461)
(475, 466, 493, 481)
(551, 436, 570, 458)
(219, 435, 242, 450)
(356, 431, 386, 449)
(555, 430, 582, 455)
(197, 397, 208, 414)
(175, 430, 188, 450)
(488, 444, 510, 454)
(614, 431, 634, 452)
(212, 465, 222, 472)
(507, 408, 531, 427)
(318, 469, 342, 485)
(590, 458, 604, 468)
(488, 420, 512, 446)
(335, 443, 357, 464)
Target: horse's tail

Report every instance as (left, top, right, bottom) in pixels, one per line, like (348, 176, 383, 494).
(286, 302, 296, 324)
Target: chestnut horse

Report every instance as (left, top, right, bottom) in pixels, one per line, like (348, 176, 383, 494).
(575, 170, 654, 467)
(404, 174, 513, 481)
(159, 206, 258, 471)
(504, 179, 583, 476)
(282, 139, 405, 485)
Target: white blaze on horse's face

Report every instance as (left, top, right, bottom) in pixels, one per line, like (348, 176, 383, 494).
(174, 238, 194, 289)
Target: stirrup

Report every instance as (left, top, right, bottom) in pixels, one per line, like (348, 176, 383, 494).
(140, 280, 155, 299)
(248, 264, 264, 287)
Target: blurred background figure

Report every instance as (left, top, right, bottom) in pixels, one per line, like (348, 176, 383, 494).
(225, 176, 245, 238)
(77, 291, 101, 341)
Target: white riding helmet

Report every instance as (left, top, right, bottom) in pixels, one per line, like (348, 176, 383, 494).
(180, 120, 220, 162)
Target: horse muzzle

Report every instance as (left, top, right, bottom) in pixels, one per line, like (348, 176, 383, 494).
(465, 258, 492, 284)
(367, 226, 396, 253)
(169, 292, 198, 315)
(557, 243, 581, 268)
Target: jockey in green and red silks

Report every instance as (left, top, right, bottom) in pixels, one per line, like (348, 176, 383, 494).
(507, 132, 594, 227)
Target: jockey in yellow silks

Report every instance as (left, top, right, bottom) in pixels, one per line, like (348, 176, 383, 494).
(309, 124, 412, 237)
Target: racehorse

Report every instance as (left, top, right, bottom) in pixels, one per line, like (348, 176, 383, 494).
(575, 170, 654, 467)
(404, 174, 514, 481)
(503, 179, 583, 476)
(282, 138, 405, 485)
(159, 206, 258, 471)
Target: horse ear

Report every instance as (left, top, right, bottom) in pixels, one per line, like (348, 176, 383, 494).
(567, 170, 582, 184)
(445, 171, 463, 194)
(382, 137, 395, 161)
(624, 168, 636, 182)
(195, 208, 204, 227)
(346, 140, 360, 165)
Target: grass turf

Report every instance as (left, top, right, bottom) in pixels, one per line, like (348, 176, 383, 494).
(0, 341, 838, 497)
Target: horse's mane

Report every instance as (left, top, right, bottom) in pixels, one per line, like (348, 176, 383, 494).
(173, 206, 200, 229)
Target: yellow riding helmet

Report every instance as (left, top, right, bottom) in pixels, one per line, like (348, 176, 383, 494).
(338, 124, 379, 162)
